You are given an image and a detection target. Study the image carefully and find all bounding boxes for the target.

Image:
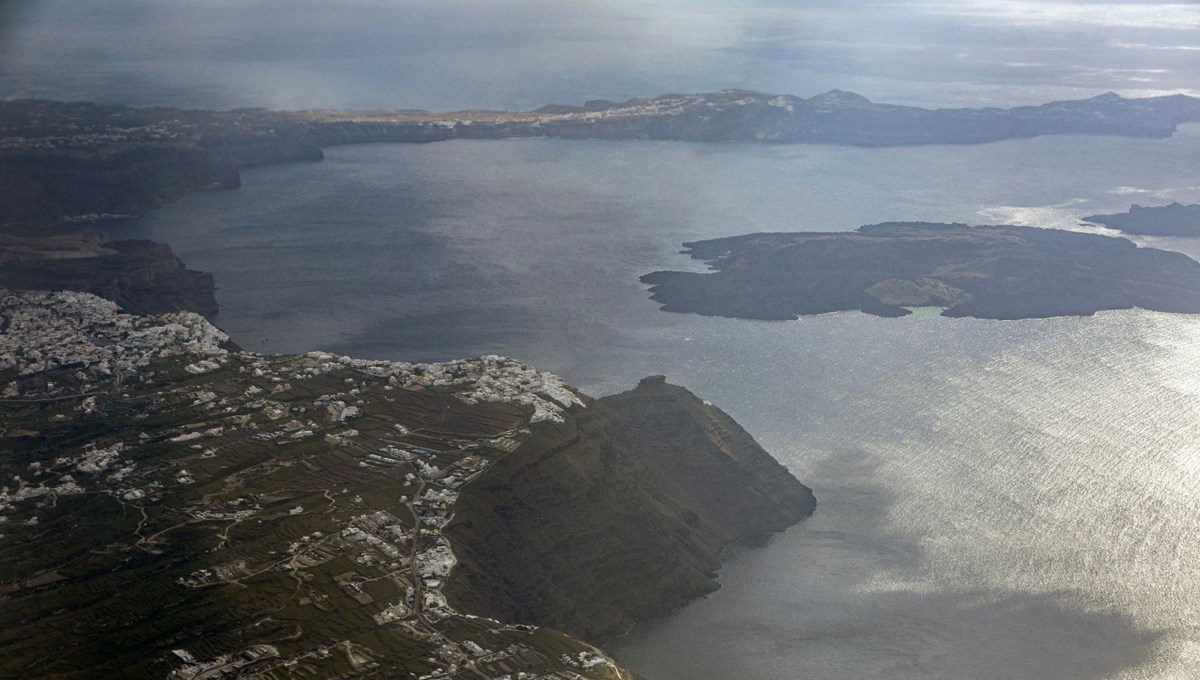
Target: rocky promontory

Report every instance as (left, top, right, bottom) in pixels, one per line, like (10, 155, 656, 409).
(1084, 202, 1200, 236)
(641, 222, 1200, 320)
(446, 375, 815, 641)
(0, 231, 217, 316)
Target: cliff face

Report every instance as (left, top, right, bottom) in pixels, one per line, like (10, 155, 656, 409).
(307, 121, 459, 146)
(0, 236, 218, 316)
(0, 148, 241, 230)
(0, 302, 804, 679)
(445, 376, 815, 642)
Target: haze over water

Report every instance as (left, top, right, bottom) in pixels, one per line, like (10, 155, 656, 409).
(5, 1, 1200, 678)
(3, 0, 1200, 110)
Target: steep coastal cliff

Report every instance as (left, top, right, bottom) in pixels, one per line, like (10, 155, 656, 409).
(0, 232, 218, 316)
(445, 376, 816, 642)
(0, 147, 240, 230)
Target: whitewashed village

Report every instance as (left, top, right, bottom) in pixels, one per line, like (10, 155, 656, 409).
(0, 290, 631, 680)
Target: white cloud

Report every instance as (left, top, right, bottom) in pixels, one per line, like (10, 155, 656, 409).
(915, 1, 1200, 30)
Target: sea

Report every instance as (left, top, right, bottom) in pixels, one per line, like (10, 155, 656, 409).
(107, 130, 1200, 680)
(6, 1, 1200, 678)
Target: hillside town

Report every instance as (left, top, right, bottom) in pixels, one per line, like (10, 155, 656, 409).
(0, 290, 629, 680)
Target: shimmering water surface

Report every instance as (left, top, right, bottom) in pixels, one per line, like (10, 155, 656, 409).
(114, 128, 1200, 679)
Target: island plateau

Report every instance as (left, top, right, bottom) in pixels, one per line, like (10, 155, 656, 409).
(640, 223, 1200, 320)
(1083, 203, 1200, 236)
(4, 89, 1200, 233)
(5, 89, 1198, 315)
(0, 290, 814, 679)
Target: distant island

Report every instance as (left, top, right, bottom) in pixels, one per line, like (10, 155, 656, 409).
(0, 290, 814, 678)
(4, 90, 1200, 233)
(5, 89, 1199, 315)
(640, 223, 1200, 320)
(1084, 203, 1200, 236)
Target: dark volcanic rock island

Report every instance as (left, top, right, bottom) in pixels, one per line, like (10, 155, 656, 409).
(641, 223, 1200, 320)
(1084, 203, 1200, 236)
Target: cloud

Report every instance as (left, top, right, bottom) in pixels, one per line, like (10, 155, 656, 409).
(914, 1, 1200, 30)
(1, 0, 1197, 110)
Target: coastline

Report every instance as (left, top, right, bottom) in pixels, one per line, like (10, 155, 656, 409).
(0, 291, 813, 678)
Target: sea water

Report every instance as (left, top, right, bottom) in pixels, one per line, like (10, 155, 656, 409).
(114, 127, 1200, 679)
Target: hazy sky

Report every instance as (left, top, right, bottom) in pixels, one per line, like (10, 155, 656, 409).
(1, 0, 1197, 110)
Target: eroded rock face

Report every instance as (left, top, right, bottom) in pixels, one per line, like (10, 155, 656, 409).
(0, 148, 241, 230)
(445, 377, 816, 642)
(0, 236, 218, 316)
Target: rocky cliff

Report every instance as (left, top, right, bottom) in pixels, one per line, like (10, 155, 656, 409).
(0, 147, 240, 230)
(0, 233, 218, 316)
(1084, 202, 1200, 236)
(445, 375, 816, 642)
